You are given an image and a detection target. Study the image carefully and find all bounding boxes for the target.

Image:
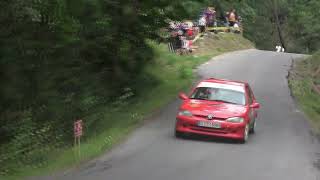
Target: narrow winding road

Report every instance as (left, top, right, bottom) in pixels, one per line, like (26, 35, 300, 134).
(42, 49, 320, 180)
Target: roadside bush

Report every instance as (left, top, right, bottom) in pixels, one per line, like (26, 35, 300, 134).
(0, 110, 60, 175)
(178, 65, 193, 79)
(290, 51, 320, 133)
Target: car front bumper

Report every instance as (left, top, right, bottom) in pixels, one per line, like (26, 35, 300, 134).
(175, 116, 246, 140)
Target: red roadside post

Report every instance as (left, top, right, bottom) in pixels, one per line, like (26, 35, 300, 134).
(74, 120, 83, 158)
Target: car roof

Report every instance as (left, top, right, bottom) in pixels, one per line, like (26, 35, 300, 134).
(196, 78, 247, 93)
(201, 78, 247, 87)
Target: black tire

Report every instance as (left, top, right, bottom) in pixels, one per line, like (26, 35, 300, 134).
(249, 119, 256, 134)
(175, 131, 185, 138)
(239, 124, 249, 144)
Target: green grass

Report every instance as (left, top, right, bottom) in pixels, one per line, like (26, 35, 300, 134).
(193, 32, 254, 56)
(289, 51, 320, 133)
(1, 34, 253, 180)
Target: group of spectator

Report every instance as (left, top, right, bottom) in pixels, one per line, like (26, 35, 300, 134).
(198, 7, 242, 33)
(225, 9, 241, 27)
(168, 21, 197, 54)
(168, 6, 242, 54)
(275, 45, 285, 52)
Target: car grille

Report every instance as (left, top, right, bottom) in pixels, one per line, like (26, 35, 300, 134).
(190, 126, 227, 134)
(194, 114, 226, 121)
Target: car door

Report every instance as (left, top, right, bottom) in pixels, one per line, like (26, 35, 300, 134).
(246, 85, 255, 126)
(250, 85, 259, 118)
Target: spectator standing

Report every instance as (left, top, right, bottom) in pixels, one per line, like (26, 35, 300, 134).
(186, 21, 194, 40)
(176, 26, 184, 50)
(211, 7, 217, 27)
(179, 36, 189, 54)
(275, 45, 282, 52)
(198, 16, 206, 33)
(180, 22, 188, 35)
(205, 7, 213, 27)
(228, 9, 238, 27)
(224, 11, 230, 27)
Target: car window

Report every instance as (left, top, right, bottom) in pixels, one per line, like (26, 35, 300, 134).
(190, 87, 246, 105)
(247, 86, 253, 104)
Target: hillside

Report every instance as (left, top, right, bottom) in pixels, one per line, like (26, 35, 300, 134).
(194, 32, 254, 56)
(1, 33, 254, 179)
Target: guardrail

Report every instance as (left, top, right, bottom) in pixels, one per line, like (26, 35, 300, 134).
(206, 26, 243, 34)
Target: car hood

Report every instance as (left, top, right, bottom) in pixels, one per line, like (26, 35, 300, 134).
(181, 99, 247, 119)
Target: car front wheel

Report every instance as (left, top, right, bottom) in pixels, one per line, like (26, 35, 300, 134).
(175, 130, 185, 138)
(240, 124, 249, 144)
(249, 119, 256, 134)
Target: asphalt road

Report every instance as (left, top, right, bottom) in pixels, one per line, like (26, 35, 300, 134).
(42, 49, 320, 180)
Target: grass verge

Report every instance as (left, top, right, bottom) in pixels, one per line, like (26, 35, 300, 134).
(1, 33, 253, 180)
(289, 51, 320, 133)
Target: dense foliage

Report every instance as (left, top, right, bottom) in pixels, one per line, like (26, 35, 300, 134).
(0, 0, 199, 174)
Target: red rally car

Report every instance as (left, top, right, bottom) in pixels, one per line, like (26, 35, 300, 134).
(175, 78, 260, 143)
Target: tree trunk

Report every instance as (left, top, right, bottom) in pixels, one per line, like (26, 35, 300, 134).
(271, 0, 286, 50)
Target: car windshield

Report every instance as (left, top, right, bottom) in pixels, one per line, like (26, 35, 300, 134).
(190, 87, 246, 105)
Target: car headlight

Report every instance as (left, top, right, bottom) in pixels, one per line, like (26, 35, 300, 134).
(226, 117, 244, 123)
(178, 110, 192, 117)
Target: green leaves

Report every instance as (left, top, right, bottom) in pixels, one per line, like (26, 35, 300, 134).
(286, 0, 320, 52)
(0, 0, 203, 175)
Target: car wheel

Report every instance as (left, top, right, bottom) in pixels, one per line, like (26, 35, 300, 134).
(240, 124, 249, 144)
(249, 119, 256, 134)
(175, 131, 185, 138)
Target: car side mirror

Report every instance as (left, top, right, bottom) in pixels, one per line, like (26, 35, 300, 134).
(250, 102, 260, 109)
(179, 92, 189, 100)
